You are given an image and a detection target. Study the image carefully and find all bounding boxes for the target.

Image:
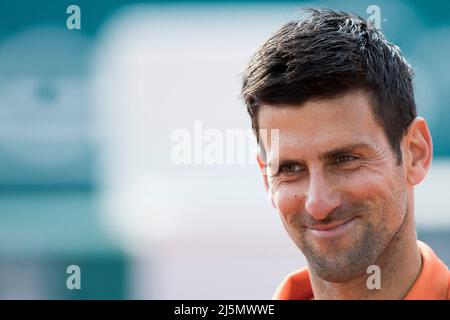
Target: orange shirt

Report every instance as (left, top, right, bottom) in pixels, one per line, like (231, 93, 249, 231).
(273, 240, 450, 300)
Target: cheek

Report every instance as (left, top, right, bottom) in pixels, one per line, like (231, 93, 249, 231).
(344, 172, 385, 200)
(272, 182, 305, 219)
(339, 165, 399, 198)
(344, 167, 407, 223)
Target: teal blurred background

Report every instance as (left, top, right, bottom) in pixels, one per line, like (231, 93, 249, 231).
(0, 0, 449, 299)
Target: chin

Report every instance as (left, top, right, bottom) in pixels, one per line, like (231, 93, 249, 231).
(302, 240, 379, 282)
(309, 259, 369, 283)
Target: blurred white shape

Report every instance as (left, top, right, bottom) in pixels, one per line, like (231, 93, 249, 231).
(415, 159, 450, 229)
(91, 4, 296, 253)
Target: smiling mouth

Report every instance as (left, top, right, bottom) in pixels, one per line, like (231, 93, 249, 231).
(307, 217, 359, 238)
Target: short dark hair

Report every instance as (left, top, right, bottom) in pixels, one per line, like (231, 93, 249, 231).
(241, 8, 416, 163)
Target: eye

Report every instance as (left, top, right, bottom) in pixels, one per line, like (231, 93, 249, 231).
(334, 155, 358, 165)
(278, 163, 304, 175)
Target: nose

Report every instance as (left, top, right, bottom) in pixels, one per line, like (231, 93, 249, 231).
(304, 169, 341, 221)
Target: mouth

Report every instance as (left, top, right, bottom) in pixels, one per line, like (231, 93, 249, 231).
(307, 217, 359, 239)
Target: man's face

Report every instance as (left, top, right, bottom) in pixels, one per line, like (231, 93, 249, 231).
(258, 90, 409, 282)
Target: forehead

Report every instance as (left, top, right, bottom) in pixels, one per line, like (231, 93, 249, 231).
(257, 90, 385, 157)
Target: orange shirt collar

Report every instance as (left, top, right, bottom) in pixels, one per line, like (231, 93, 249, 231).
(404, 240, 449, 299)
(274, 240, 449, 300)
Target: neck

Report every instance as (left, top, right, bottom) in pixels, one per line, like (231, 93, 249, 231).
(309, 209, 422, 300)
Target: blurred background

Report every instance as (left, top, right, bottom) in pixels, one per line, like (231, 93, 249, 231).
(0, 0, 449, 299)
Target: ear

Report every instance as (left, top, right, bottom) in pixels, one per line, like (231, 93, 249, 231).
(403, 117, 433, 186)
(256, 154, 276, 208)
